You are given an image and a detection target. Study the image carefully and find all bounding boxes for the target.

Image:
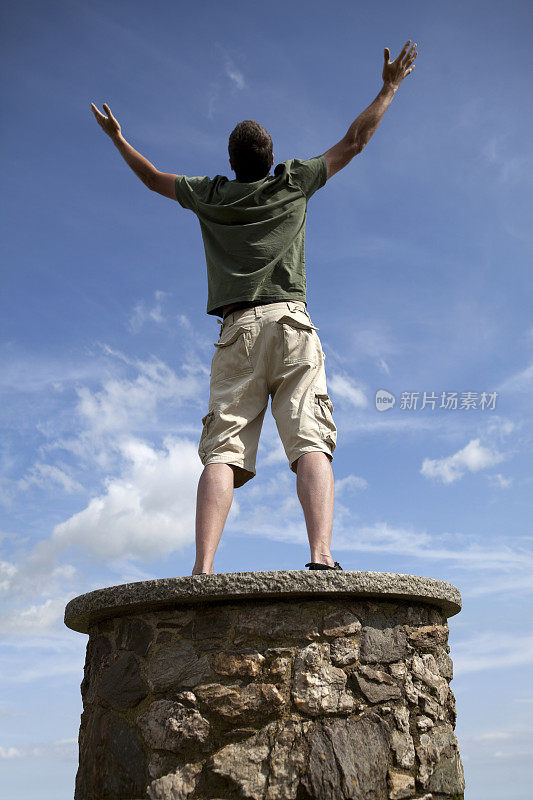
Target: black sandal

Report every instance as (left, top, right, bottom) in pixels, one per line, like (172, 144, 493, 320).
(305, 561, 343, 570)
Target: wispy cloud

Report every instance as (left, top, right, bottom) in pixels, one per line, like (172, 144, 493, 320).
(74, 345, 202, 435)
(0, 738, 77, 760)
(223, 57, 245, 91)
(1, 341, 209, 510)
(0, 334, 218, 629)
(328, 373, 368, 408)
(50, 435, 202, 561)
(460, 721, 533, 767)
(127, 289, 170, 333)
(482, 134, 533, 184)
(453, 631, 533, 675)
(351, 324, 401, 366)
(476, 732, 512, 741)
(16, 463, 84, 494)
(487, 472, 513, 489)
(37, 343, 207, 470)
(227, 468, 533, 579)
(335, 474, 368, 495)
(421, 438, 506, 484)
(0, 560, 18, 593)
(0, 436, 205, 615)
(461, 571, 533, 598)
(0, 596, 73, 636)
(497, 361, 533, 393)
(0, 434, 214, 636)
(377, 358, 390, 375)
(207, 44, 246, 119)
(332, 523, 532, 573)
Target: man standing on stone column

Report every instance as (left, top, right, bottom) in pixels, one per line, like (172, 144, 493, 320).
(91, 40, 418, 575)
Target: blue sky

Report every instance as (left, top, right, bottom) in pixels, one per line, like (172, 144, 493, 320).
(1, 0, 532, 797)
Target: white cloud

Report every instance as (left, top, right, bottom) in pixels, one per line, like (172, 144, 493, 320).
(127, 290, 170, 333)
(0, 738, 77, 760)
(48, 436, 202, 562)
(487, 473, 513, 489)
(207, 45, 246, 119)
(497, 361, 533, 393)
(0, 746, 22, 759)
(352, 325, 400, 361)
(2, 341, 208, 508)
(1, 655, 82, 683)
(261, 439, 287, 467)
(342, 415, 434, 434)
(0, 339, 215, 628)
(462, 724, 533, 764)
(421, 438, 505, 484)
(225, 61, 245, 90)
(0, 596, 72, 636)
(482, 134, 504, 164)
(39, 345, 206, 472)
(481, 134, 533, 184)
(328, 373, 368, 408)
(230, 476, 533, 576)
(335, 474, 368, 495)
(16, 462, 84, 494)
(493, 748, 533, 760)
(217, 45, 246, 91)
(0, 352, 109, 395)
(461, 571, 533, 598)
(377, 358, 390, 375)
(484, 417, 517, 439)
(453, 631, 533, 675)
(0, 559, 17, 593)
(75, 350, 197, 435)
(0, 552, 76, 603)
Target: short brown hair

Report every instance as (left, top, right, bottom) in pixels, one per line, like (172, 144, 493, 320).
(228, 120, 273, 182)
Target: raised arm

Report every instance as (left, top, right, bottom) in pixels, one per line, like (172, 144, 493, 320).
(322, 40, 418, 180)
(90, 102, 177, 199)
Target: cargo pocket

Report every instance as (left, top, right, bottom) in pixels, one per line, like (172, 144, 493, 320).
(212, 325, 254, 382)
(198, 409, 215, 460)
(314, 393, 337, 452)
(276, 314, 321, 366)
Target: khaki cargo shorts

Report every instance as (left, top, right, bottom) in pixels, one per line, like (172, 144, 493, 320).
(198, 300, 337, 488)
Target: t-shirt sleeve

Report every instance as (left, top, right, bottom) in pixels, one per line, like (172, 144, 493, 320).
(174, 175, 214, 211)
(286, 155, 328, 200)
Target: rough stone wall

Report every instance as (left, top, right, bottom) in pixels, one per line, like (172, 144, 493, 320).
(75, 597, 465, 800)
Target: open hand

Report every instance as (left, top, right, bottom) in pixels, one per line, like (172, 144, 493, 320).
(91, 102, 121, 139)
(382, 40, 418, 89)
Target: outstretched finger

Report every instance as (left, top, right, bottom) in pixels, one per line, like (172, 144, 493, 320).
(403, 43, 418, 63)
(398, 39, 412, 61)
(90, 102, 105, 121)
(384, 47, 390, 64)
(102, 102, 115, 120)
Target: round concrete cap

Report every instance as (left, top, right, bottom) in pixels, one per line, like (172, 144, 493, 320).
(64, 571, 461, 634)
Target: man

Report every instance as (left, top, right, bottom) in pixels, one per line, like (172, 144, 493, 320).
(91, 40, 418, 576)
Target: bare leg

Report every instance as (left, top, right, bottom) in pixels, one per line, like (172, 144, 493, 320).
(192, 463, 234, 575)
(296, 452, 335, 566)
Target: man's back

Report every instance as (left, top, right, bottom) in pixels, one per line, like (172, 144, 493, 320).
(90, 38, 419, 573)
(173, 155, 327, 318)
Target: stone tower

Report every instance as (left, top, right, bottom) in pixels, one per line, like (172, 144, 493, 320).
(64, 570, 465, 799)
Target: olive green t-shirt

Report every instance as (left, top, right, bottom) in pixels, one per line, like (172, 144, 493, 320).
(174, 155, 328, 317)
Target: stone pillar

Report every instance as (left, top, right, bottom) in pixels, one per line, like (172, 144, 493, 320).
(64, 571, 465, 800)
